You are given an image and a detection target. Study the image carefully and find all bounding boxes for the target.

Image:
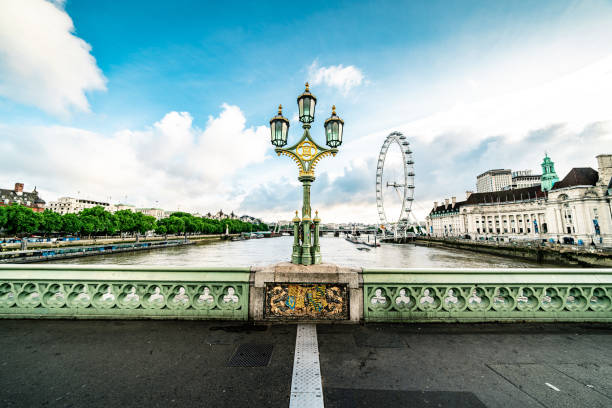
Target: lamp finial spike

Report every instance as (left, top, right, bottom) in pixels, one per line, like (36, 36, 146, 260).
(305, 82, 309, 91)
(332, 105, 336, 115)
(278, 104, 282, 115)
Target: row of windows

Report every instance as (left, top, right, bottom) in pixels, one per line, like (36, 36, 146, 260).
(3, 199, 33, 206)
(474, 225, 548, 234)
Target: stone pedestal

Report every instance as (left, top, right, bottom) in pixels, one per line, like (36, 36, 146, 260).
(249, 262, 362, 323)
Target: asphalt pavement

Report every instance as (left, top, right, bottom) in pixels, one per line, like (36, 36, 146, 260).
(0, 320, 611, 407)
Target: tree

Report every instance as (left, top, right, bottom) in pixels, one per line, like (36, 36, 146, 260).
(183, 216, 197, 235)
(169, 211, 192, 218)
(0, 206, 7, 233)
(4, 204, 39, 236)
(115, 210, 136, 236)
(80, 206, 117, 235)
(40, 210, 63, 236)
(61, 213, 82, 235)
(79, 215, 99, 238)
(132, 212, 156, 235)
(192, 218, 205, 234)
(154, 224, 167, 235)
(165, 216, 185, 235)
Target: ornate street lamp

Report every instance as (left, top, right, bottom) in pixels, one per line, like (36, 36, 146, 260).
(324, 105, 344, 148)
(269, 105, 289, 147)
(297, 83, 317, 123)
(269, 83, 344, 265)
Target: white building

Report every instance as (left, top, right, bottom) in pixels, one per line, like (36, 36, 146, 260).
(512, 170, 541, 189)
(427, 154, 612, 246)
(135, 208, 166, 220)
(47, 197, 112, 215)
(239, 215, 263, 224)
(208, 210, 238, 220)
(113, 203, 135, 212)
(476, 169, 512, 192)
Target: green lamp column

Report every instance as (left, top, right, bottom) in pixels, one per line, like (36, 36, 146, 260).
(300, 175, 314, 265)
(291, 210, 301, 264)
(312, 210, 321, 264)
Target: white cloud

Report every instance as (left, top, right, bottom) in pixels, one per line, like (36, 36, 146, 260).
(308, 60, 364, 94)
(0, 104, 270, 213)
(0, 0, 106, 116)
(397, 55, 612, 145)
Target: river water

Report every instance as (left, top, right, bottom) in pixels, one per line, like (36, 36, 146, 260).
(49, 236, 561, 268)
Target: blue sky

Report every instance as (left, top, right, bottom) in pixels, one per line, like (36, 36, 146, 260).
(1, 0, 611, 222)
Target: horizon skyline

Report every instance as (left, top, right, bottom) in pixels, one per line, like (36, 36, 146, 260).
(5, 146, 593, 224)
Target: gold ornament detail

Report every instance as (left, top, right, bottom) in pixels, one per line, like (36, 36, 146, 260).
(296, 140, 317, 161)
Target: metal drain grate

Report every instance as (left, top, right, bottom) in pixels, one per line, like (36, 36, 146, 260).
(227, 343, 274, 367)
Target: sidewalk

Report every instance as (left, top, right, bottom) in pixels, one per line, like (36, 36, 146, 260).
(0, 321, 610, 407)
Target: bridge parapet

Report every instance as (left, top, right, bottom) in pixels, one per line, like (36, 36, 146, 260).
(0, 265, 250, 320)
(1, 265, 611, 323)
(362, 268, 612, 322)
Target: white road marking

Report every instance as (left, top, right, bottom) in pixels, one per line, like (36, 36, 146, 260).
(289, 324, 324, 408)
(545, 383, 560, 392)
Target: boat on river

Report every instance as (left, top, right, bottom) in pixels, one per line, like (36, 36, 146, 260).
(345, 234, 380, 247)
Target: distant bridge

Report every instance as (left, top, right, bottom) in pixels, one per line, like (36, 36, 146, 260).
(276, 226, 378, 237)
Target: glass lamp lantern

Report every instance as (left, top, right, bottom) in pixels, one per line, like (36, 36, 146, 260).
(324, 105, 344, 148)
(297, 82, 317, 123)
(269, 104, 289, 147)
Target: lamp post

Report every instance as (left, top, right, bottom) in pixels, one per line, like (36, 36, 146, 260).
(269, 83, 344, 265)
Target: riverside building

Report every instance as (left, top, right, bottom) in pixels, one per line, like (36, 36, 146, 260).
(135, 208, 166, 220)
(511, 170, 541, 189)
(46, 197, 112, 215)
(476, 169, 512, 192)
(426, 154, 612, 246)
(0, 183, 45, 212)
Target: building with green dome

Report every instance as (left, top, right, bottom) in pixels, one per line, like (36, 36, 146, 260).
(426, 153, 612, 246)
(540, 153, 559, 192)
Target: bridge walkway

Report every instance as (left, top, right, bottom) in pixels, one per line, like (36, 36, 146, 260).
(1, 321, 610, 407)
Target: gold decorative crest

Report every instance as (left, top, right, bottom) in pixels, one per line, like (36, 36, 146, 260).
(296, 140, 317, 162)
(264, 283, 348, 320)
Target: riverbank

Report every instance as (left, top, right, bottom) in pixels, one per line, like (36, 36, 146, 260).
(0, 234, 237, 264)
(415, 237, 612, 267)
(0, 233, 231, 252)
(0, 240, 196, 263)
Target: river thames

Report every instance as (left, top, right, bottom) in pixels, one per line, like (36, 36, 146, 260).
(49, 236, 561, 268)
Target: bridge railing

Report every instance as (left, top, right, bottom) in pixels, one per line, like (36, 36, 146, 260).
(2, 265, 611, 322)
(0, 265, 250, 320)
(362, 268, 612, 323)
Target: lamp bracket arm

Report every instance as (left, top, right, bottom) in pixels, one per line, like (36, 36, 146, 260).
(274, 147, 306, 172)
(309, 148, 338, 174)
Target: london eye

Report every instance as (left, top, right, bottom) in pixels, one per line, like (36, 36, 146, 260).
(375, 131, 415, 236)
